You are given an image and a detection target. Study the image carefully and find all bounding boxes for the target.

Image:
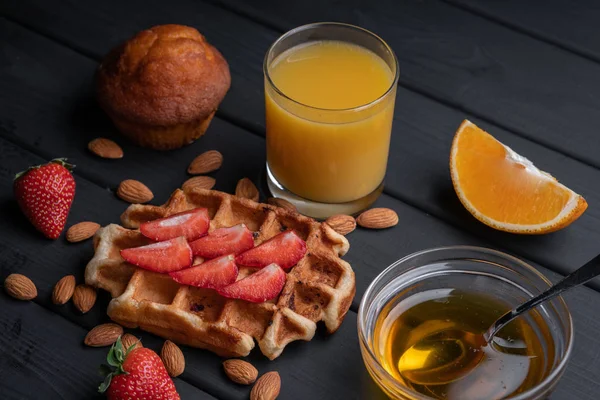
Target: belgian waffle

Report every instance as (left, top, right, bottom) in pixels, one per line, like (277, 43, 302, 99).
(85, 187, 355, 359)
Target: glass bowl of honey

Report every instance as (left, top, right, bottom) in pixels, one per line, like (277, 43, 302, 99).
(358, 246, 573, 400)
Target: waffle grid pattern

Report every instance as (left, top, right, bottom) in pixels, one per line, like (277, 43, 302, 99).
(85, 188, 355, 359)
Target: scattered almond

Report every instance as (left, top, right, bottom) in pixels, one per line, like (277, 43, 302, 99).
(121, 333, 142, 351)
(73, 284, 97, 313)
(182, 176, 216, 192)
(117, 179, 153, 204)
(52, 275, 76, 305)
(187, 150, 223, 175)
(66, 221, 100, 243)
(356, 208, 399, 229)
(161, 340, 185, 377)
(267, 197, 296, 212)
(325, 214, 356, 235)
(4, 274, 37, 301)
(251, 371, 281, 400)
(84, 323, 123, 347)
(223, 359, 258, 385)
(236, 178, 259, 202)
(88, 138, 123, 159)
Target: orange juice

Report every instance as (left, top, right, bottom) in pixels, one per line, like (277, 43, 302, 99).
(265, 40, 397, 203)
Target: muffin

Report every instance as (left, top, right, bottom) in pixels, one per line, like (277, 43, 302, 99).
(96, 24, 231, 150)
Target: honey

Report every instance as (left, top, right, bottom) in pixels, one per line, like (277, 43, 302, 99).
(373, 288, 554, 399)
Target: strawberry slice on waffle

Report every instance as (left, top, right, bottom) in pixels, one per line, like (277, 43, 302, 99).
(189, 224, 254, 259)
(169, 254, 238, 289)
(218, 263, 286, 303)
(120, 237, 192, 273)
(140, 208, 209, 242)
(236, 230, 307, 270)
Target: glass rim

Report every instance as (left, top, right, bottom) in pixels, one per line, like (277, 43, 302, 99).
(357, 245, 574, 400)
(263, 22, 400, 113)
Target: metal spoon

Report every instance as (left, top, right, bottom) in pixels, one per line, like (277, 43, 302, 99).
(398, 253, 600, 386)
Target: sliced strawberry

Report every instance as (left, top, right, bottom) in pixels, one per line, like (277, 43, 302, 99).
(120, 237, 192, 273)
(218, 264, 286, 303)
(169, 254, 238, 289)
(235, 230, 306, 270)
(140, 208, 209, 242)
(189, 224, 254, 259)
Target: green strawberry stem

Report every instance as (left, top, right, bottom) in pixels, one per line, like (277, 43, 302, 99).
(14, 158, 75, 181)
(98, 336, 134, 394)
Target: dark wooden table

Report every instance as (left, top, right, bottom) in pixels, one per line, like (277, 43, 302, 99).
(2, 1, 600, 399)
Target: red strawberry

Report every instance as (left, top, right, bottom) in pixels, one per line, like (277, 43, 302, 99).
(218, 263, 286, 303)
(189, 224, 254, 259)
(99, 337, 180, 400)
(140, 208, 209, 242)
(235, 230, 306, 270)
(13, 158, 76, 239)
(169, 254, 238, 289)
(120, 237, 192, 273)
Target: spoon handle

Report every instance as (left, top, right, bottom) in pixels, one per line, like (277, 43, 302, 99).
(486, 253, 600, 341)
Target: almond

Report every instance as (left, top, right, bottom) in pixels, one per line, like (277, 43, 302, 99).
(121, 333, 142, 351)
(236, 178, 259, 202)
(88, 138, 123, 159)
(117, 179, 153, 204)
(223, 359, 258, 385)
(66, 221, 100, 243)
(161, 340, 185, 377)
(84, 323, 123, 347)
(73, 284, 97, 313)
(325, 214, 356, 235)
(267, 197, 296, 212)
(251, 371, 281, 400)
(4, 274, 37, 300)
(356, 208, 399, 229)
(187, 150, 223, 175)
(182, 176, 216, 192)
(52, 275, 76, 305)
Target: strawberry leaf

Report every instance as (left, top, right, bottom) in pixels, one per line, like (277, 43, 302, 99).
(98, 374, 112, 393)
(98, 364, 112, 377)
(98, 336, 129, 393)
(124, 341, 137, 358)
(106, 350, 119, 368)
(13, 158, 74, 181)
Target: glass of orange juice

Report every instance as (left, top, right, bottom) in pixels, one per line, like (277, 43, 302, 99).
(264, 23, 399, 218)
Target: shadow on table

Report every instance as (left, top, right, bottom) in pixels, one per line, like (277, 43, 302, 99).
(71, 93, 122, 146)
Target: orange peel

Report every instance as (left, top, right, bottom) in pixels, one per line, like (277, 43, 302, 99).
(450, 120, 587, 234)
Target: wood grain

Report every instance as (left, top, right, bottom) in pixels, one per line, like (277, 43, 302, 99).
(2, 107, 600, 399)
(0, 125, 393, 398)
(1, 4, 600, 399)
(1, 13, 600, 289)
(206, 0, 600, 169)
(0, 297, 215, 400)
(446, 0, 600, 62)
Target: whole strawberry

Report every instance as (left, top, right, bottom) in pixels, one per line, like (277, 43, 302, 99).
(99, 337, 180, 400)
(13, 159, 75, 239)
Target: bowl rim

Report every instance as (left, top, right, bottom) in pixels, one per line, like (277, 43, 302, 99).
(357, 245, 574, 400)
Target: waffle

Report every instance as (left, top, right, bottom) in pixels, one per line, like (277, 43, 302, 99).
(85, 187, 355, 359)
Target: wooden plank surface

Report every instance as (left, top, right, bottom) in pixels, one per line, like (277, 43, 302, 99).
(0, 298, 216, 400)
(2, 8, 600, 288)
(4, 123, 600, 399)
(2, 1, 600, 399)
(445, 0, 600, 62)
(205, 0, 600, 168)
(5, 0, 600, 166)
(0, 135, 393, 400)
(3, 134, 600, 399)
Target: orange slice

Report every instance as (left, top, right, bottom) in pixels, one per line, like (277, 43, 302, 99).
(450, 120, 587, 234)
